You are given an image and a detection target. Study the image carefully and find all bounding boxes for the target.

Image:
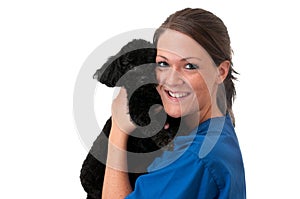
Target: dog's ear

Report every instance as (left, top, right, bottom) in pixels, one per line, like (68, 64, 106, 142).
(93, 39, 156, 87)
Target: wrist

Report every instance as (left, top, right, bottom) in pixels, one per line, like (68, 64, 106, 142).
(109, 121, 129, 149)
(106, 122, 129, 172)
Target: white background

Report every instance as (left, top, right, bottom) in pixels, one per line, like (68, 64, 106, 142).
(1, 0, 300, 198)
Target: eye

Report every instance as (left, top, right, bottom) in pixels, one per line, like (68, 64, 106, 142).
(157, 61, 169, 68)
(185, 63, 199, 70)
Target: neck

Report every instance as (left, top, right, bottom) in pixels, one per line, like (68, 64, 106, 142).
(182, 103, 224, 132)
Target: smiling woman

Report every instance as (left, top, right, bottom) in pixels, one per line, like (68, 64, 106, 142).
(102, 8, 246, 199)
(155, 29, 226, 124)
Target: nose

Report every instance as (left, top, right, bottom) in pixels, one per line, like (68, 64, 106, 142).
(163, 68, 184, 87)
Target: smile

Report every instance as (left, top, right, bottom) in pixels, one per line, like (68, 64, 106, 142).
(166, 90, 190, 99)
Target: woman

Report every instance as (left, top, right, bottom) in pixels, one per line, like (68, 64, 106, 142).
(102, 8, 246, 198)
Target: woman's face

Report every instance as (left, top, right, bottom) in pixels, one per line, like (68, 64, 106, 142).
(156, 29, 222, 122)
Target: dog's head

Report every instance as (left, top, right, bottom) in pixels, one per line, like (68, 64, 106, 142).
(93, 39, 161, 127)
(93, 39, 157, 87)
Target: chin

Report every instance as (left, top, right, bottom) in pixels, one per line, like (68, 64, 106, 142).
(164, 107, 183, 118)
(168, 112, 182, 119)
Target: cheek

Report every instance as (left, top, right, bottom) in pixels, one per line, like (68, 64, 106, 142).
(156, 85, 161, 95)
(189, 75, 212, 103)
(203, 69, 219, 87)
(155, 68, 163, 84)
(195, 70, 218, 95)
(188, 74, 207, 92)
(193, 84, 209, 102)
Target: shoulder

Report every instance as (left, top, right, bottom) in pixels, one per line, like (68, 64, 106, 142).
(194, 119, 246, 197)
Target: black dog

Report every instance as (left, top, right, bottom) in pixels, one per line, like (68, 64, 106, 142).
(80, 39, 180, 199)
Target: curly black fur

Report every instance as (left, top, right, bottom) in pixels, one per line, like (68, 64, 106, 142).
(80, 39, 180, 199)
(93, 39, 160, 127)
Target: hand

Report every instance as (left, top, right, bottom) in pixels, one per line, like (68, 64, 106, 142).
(111, 87, 136, 134)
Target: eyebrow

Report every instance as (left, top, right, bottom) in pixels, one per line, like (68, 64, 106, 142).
(156, 55, 169, 60)
(182, 57, 202, 62)
(156, 55, 202, 62)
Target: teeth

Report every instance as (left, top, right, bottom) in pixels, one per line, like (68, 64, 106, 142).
(168, 91, 188, 98)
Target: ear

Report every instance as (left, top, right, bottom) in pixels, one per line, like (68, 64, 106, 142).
(217, 60, 230, 84)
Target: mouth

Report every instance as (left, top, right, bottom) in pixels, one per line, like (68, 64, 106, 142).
(164, 89, 190, 100)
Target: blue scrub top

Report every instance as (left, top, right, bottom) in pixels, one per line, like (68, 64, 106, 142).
(126, 114, 246, 199)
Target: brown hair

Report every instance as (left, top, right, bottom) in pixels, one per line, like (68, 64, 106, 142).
(153, 8, 238, 125)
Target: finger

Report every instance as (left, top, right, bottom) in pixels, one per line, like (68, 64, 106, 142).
(164, 123, 169, 130)
(118, 87, 128, 99)
(112, 87, 121, 100)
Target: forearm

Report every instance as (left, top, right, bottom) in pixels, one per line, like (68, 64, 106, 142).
(102, 122, 132, 199)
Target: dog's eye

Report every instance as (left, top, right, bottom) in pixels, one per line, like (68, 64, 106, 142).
(157, 61, 169, 67)
(185, 63, 199, 70)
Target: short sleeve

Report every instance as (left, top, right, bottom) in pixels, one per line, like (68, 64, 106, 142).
(125, 151, 219, 199)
